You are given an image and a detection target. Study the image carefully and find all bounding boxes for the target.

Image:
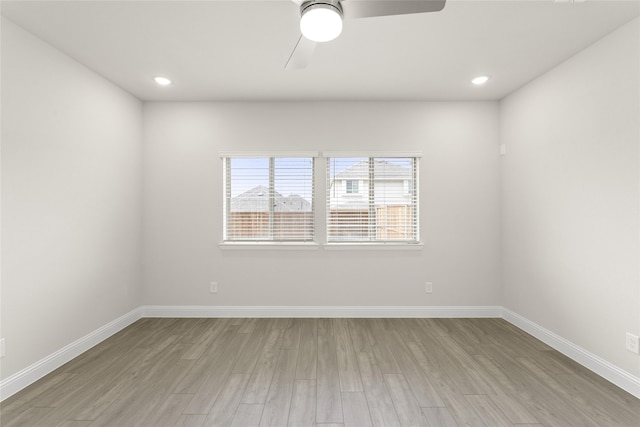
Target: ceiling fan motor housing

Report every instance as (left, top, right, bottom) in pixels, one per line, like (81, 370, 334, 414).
(300, 0, 344, 18)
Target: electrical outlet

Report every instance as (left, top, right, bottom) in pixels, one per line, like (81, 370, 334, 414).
(626, 333, 639, 354)
(0, 338, 5, 358)
(425, 282, 433, 294)
(210, 282, 218, 293)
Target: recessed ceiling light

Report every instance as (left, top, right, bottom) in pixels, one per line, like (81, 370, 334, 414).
(154, 76, 172, 86)
(471, 76, 489, 86)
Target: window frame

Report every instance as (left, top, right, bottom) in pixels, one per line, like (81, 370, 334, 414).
(219, 152, 422, 250)
(220, 152, 318, 247)
(325, 153, 421, 246)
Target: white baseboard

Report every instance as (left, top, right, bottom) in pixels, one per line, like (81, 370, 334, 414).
(0, 307, 143, 401)
(140, 305, 503, 318)
(3, 305, 638, 402)
(503, 309, 640, 398)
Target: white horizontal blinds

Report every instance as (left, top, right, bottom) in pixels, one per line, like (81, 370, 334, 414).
(273, 157, 314, 240)
(224, 157, 314, 241)
(327, 157, 418, 243)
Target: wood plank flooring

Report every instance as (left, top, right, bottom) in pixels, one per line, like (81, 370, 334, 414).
(2, 318, 639, 426)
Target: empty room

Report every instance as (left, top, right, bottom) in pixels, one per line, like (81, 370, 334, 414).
(1, 0, 639, 426)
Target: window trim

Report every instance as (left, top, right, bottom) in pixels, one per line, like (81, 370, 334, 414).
(219, 152, 422, 250)
(324, 242, 424, 250)
(220, 151, 319, 158)
(219, 241, 320, 250)
(322, 151, 422, 158)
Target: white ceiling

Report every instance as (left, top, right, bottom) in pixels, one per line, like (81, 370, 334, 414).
(2, 0, 638, 101)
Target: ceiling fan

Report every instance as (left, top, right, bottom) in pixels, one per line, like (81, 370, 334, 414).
(285, 0, 447, 69)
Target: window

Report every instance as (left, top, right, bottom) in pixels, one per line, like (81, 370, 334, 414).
(346, 180, 359, 194)
(223, 155, 314, 242)
(327, 156, 419, 243)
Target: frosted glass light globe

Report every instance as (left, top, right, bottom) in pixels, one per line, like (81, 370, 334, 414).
(300, 4, 343, 43)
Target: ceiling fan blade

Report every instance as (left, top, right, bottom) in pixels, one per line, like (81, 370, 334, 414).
(285, 35, 317, 70)
(341, 0, 446, 20)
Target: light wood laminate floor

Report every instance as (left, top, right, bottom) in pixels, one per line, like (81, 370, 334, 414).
(1, 318, 639, 426)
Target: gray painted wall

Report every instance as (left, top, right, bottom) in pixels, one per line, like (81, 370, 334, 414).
(142, 102, 501, 307)
(1, 18, 143, 380)
(501, 17, 640, 376)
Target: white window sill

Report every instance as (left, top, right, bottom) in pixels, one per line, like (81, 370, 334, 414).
(324, 242, 424, 251)
(220, 242, 320, 251)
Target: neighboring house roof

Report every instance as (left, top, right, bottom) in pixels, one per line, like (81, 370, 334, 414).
(334, 160, 412, 180)
(231, 185, 311, 212)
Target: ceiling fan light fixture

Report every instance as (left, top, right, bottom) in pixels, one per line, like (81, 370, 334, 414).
(300, 1, 343, 43)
